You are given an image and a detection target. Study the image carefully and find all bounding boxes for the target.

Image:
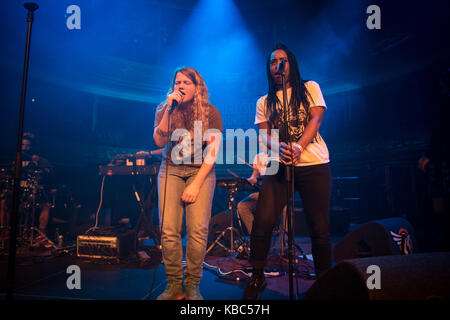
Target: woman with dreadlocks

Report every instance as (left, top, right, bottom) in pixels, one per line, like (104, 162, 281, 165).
(243, 44, 332, 300)
(153, 67, 222, 300)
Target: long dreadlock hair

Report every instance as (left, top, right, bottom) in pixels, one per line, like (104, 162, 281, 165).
(266, 43, 314, 141)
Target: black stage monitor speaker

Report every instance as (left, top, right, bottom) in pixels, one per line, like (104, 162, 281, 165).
(333, 217, 415, 263)
(304, 252, 450, 300)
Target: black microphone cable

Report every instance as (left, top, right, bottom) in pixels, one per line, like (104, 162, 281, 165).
(148, 103, 172, 299)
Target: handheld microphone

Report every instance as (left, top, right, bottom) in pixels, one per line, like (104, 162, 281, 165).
(168, 89, 185, 115)
(277, 58, 286, 74)
(168, 99, 178, 115)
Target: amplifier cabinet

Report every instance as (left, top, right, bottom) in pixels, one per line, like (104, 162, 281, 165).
(77, 230, 136, 260)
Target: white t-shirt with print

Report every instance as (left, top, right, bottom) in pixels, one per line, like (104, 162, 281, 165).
(254, 80, 330, 167)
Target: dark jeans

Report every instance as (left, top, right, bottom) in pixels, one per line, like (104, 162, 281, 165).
(250, 162, 332, 277)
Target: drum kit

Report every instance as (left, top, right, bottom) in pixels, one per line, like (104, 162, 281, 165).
(0, 163, 63, 252)
(207, 173, 360, 260)
(208, 174, 305, 261)
(206, 176, 258, 257)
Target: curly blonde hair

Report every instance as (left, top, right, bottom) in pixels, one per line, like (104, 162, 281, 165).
(163, 66, 210, 135)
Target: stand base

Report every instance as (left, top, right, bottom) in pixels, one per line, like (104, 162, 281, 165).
(206, 226, 243, 255)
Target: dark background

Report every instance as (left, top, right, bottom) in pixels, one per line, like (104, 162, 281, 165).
(0, 0, 448, 247)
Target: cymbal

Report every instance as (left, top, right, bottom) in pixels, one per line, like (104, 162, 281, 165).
(216, 177, 258, 192)
(332, 176, 359, 180)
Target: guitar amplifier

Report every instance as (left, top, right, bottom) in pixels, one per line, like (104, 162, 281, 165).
(77, 229, 136, 260)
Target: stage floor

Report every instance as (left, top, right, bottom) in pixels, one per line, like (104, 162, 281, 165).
(0, 236, 340, 300)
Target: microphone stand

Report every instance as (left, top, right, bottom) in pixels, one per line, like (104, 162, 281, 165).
(280, 65, 297, 300)
(7, 2, 39, 301)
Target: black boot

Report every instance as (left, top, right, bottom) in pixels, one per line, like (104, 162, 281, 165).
(243, 269, 266, 300)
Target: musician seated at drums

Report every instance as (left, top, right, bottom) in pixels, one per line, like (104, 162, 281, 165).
(0, 132, 51, 247)
(21, 133, 53, 247)
(237, 151, 280, 235)
(153, 67, 222, 300)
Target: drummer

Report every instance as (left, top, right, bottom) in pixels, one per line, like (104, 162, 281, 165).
(237, 151, 287, 235)
(0, 133, 53, 246)
(23, 133, 54, 245)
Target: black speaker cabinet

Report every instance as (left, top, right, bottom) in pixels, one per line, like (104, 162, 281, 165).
(333, 217, 415, 263)
(304, 252, 450, 300)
